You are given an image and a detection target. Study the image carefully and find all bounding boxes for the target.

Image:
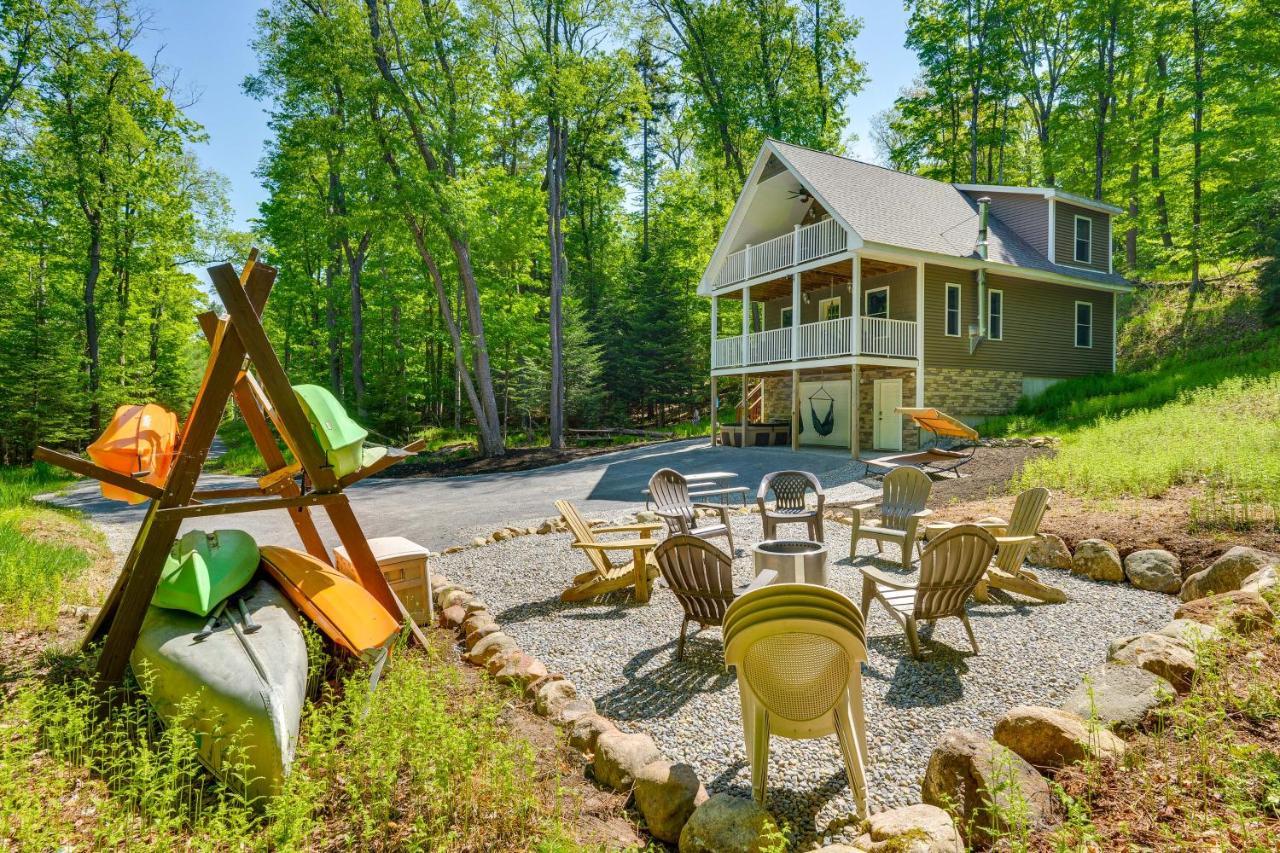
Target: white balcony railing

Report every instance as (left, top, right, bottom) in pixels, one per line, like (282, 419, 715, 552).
(712, 217, 846, 289)
(711, 315, 917, 368)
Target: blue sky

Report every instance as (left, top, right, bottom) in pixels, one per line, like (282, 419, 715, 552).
(135, 1, 917, 233)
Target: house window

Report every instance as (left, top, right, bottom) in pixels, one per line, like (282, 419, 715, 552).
(988, 289, 1003, 340)
(818, 296, 841, 322)
(780, 306, 793, 327)
(1075, 301, 1093, 348)
(944, 283, 962, 337)
(1074, 215, 1092, 264)
(864, 286, 889, 319)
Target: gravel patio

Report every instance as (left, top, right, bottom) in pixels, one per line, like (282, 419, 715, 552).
(432, 510, 1177, 846)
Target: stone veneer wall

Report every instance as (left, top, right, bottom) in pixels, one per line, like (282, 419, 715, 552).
(923, 366, 1023, 419)
(759, 376, 793, 423)
(858, 367, 919, 452)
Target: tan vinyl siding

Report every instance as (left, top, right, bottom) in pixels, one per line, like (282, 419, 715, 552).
(1055, 202, 1110, 272)
(970, 191, 1050, 256)
(922, 264, 1113, 377)
(760, 267, 915, 330)
(860, 268, 916, 322)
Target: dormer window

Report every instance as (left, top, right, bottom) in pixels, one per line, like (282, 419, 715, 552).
(1073, 215, 1092, 264)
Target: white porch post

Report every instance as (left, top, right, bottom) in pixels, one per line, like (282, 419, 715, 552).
(915, 261, 925, 407)
(850, 254, 861, 356)
(710, 294, 719, 368)
(742, 285, 751, 363)
(791, 224, 801, 361)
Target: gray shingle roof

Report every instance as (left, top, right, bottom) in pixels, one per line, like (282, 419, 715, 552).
(770, 140, 1130, 287)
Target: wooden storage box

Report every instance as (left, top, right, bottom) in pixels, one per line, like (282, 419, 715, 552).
(334, 536, 434, 625)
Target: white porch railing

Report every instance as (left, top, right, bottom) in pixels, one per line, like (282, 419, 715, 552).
(712, 315, 917, 368)
(797, 316, 852, 360)
(712, 217, 846, 289)
(747, 327, 792, 364)
(859, 316, 918, 358)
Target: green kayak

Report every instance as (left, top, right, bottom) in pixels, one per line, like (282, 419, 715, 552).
(293, 384, 368, 478)
(153, 529, 259, 616)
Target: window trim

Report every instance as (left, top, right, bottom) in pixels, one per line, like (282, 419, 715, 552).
(987, 289, 1003, 341)
(780, 305, 793, 328)
(863, 286, 890, 319)
(944, 282, 962, 337)
(1074, 300, 1093, 348)
(1073, 215, 1092, 264)
(817, 296, 841, 322)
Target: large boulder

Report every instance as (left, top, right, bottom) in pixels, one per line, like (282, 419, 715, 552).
(852, 803, 963, 852)
(464, 631, 517, 666)
(634, 760, 708, 844)
(548, 697, 596, 728)
(567, 713, 617, 754)
(993, 706, 1125, 770)
(533, 679, 578, 718)
(1123, 549, 1182, 593)
(1107, 633, 1197, 692)
(1027, 534, 1073, 570)
(492, 653, 548, 689)
(1243, 566, 1278, 595)
(1060, 663, 1173, 730)
(593, 731, 662, 791)
(1071, 539, 1124, 582)
(678, 793, 780, 853)
(1180, 546, 1280, 602)
(920, 728, 1057, 845)
(1155, 618, 1219, 646)
(1175, 589, 1275, 634)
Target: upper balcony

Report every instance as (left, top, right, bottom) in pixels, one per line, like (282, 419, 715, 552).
(712, 217, 847, 290)
(712, 315, 918, 368)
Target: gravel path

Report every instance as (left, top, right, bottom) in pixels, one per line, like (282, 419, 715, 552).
(433, 512, 1177, 847)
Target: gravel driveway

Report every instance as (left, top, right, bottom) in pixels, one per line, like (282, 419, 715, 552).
(431, 514, 1176, 847)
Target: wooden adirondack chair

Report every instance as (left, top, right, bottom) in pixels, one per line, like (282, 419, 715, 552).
(648, 468, 736, 554)
(973, 487, 1067, 603)
(843, 466, 933, 569)
(556, 500, 662, 603)
(860, 524, 996, 659)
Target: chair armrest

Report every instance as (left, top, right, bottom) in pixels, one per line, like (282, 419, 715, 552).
(653, 507, 688, 519)
(594, 522, 664, 533)
(830, 500, 877, 512)
(742, 570, 778, 593)
(910, 508, 934, 519)
(994, 534, 1036, 546)
(692, 502, 729, 511)
(572, 539, 658, 551)
(860, 565, 916, 590)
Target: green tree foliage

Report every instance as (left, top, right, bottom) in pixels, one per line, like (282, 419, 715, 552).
(0, 0, 222, 462)
(883, 0, 1280, 283)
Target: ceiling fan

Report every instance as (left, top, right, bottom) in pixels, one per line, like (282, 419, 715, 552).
(787, 186, 812, 204)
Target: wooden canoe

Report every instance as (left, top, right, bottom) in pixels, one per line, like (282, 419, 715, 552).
(131, 579, 308, 802)
(86, 403, 179, 504)
(258, 545, 400, 664)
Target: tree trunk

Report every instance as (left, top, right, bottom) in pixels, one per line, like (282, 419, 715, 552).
(83, 224, 102, 433)
(547, 111, 566, 450)
(343, 231, 372, 417)
(1152, 51, 1174, 249)
(1189, 0, 1205, 296)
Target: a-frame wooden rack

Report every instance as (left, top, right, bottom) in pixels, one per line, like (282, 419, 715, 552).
(37, 251, 427, 685)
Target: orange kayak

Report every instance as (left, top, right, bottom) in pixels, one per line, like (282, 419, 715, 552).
(87, 404, 179, 503)
(258, 546, 400, 663)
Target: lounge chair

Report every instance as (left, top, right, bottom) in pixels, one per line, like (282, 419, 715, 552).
(842, 466, 932, 569)
(648, 468, 735, 554)
(722, 583, 870, 817)
(865, 408, 979, 479)
(756, 470, 825, 541)
(860, 524, 997, 659)
(653, 535, 776, 660)
(974, 487, 1066, 603)
(556, 500, 662, 603)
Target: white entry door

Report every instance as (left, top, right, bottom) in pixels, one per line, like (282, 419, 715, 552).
(873, 378, 903, 451)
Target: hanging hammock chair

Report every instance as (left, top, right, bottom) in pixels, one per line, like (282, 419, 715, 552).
(808, 384, 835, 436)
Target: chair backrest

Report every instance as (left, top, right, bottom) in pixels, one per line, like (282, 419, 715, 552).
(649, 468, 695, 531)
(723, 585, 866, 738)
(760, 470, 821, 512)
(654, 535, 736, 627)
(555, 499, 609, 575)
(1006, 487, 1050, 537)
(914, 524, 997, 620)
(880, 466, 932, 530)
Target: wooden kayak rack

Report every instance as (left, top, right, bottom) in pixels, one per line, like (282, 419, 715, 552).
(36, 249, 428, 686)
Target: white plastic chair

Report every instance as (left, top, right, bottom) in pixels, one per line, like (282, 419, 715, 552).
(722, 583, 870, 817)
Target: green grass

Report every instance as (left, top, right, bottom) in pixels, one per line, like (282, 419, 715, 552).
(983, 329, 1280, 532)
(1, 643, 591, 851)
(0, 463, 105, 630)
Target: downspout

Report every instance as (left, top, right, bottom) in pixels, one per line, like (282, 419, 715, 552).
(971, 196, 990, 354)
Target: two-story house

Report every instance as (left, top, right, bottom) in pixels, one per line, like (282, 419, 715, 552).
(702, 139, 1132, 456)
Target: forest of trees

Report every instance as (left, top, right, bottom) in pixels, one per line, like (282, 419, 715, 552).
(1, 0, 1276, 462)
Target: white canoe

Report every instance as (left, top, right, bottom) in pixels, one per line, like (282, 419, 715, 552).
(130, 578, 308, 801)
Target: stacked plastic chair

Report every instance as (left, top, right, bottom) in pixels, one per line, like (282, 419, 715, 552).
(722, 583, 870, 817)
